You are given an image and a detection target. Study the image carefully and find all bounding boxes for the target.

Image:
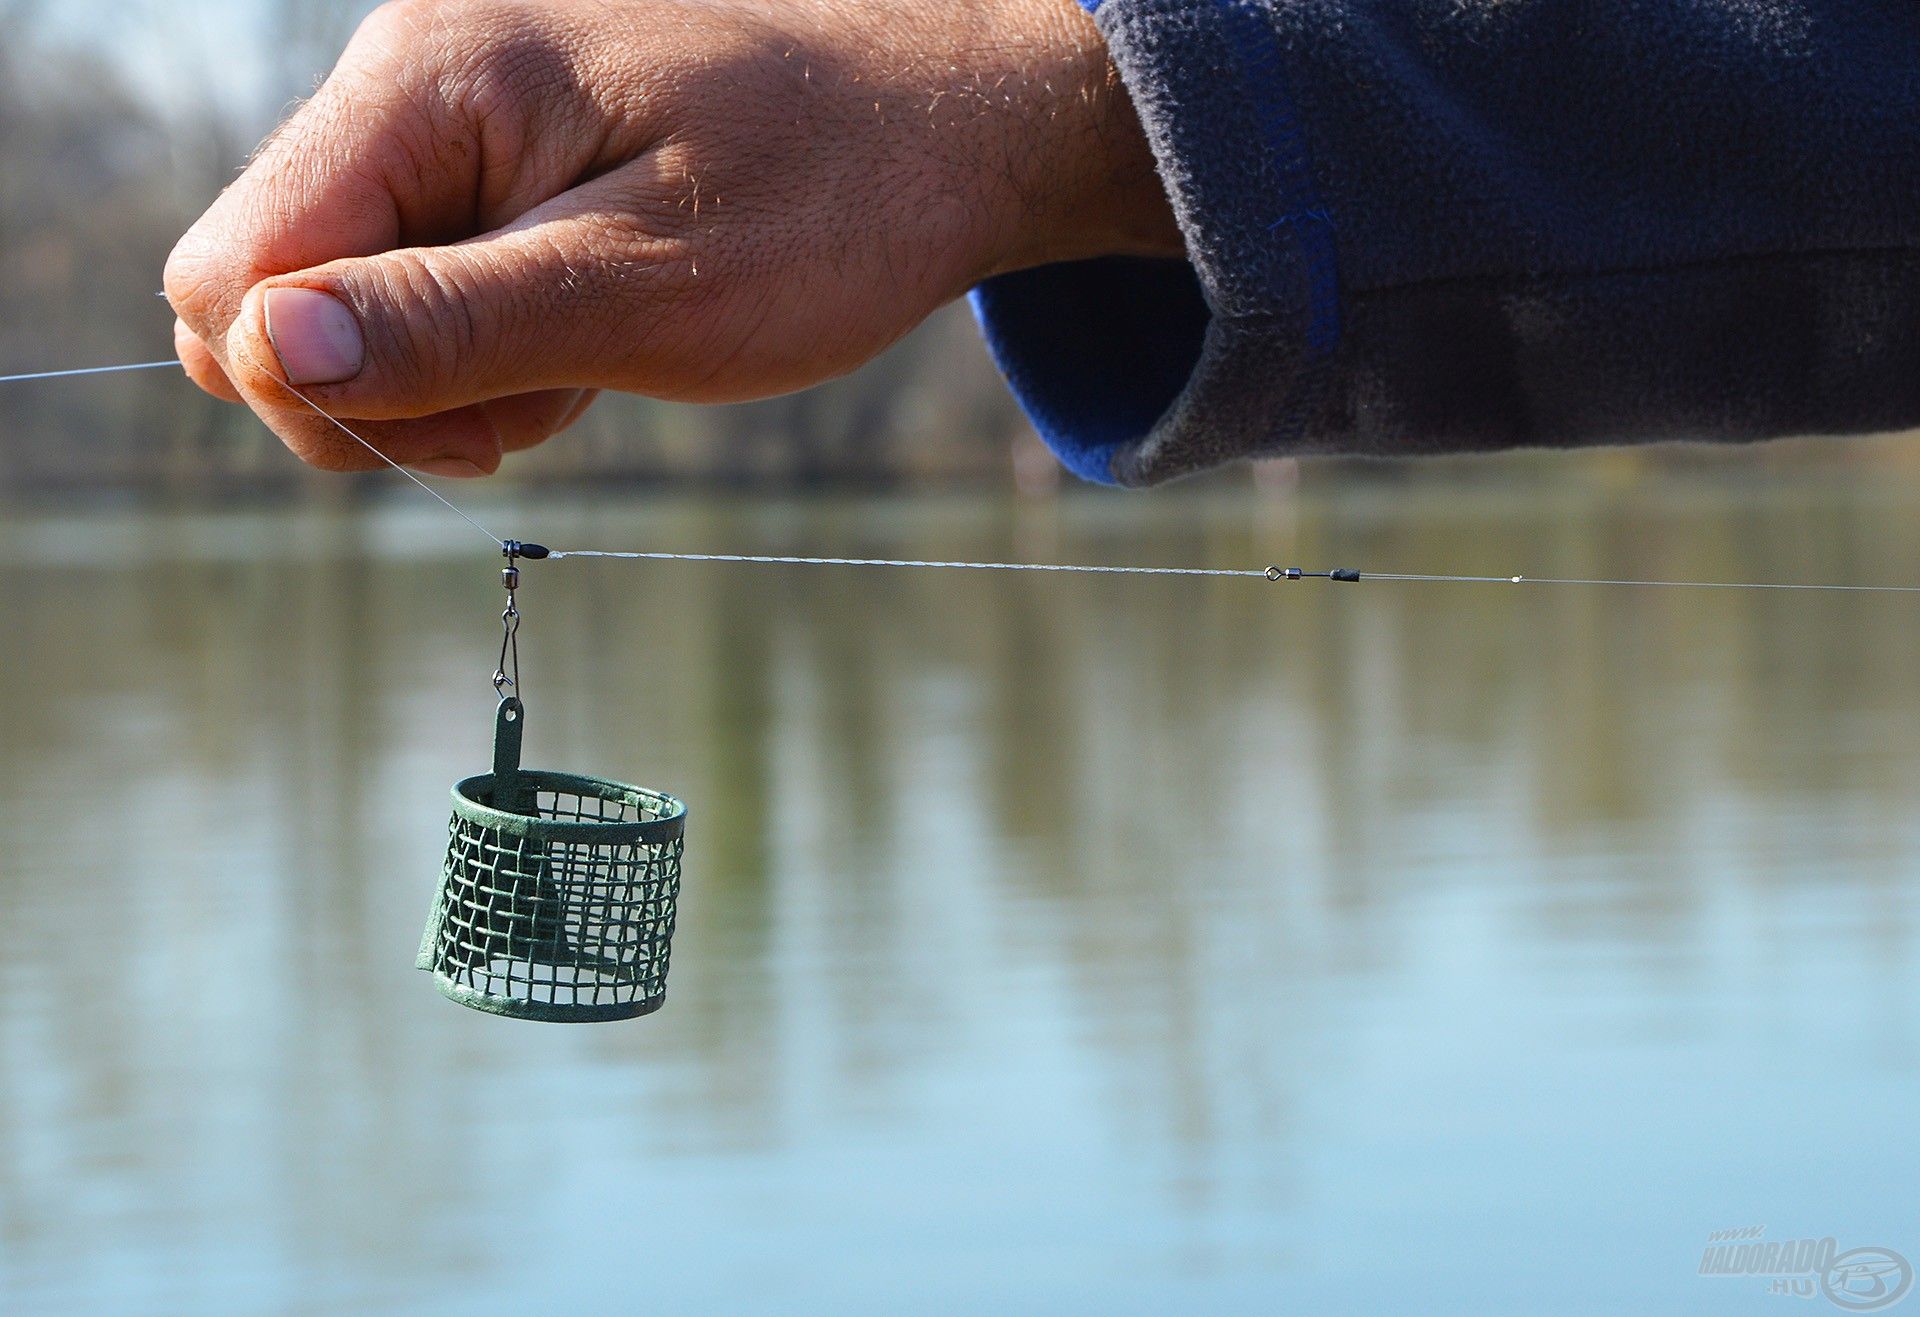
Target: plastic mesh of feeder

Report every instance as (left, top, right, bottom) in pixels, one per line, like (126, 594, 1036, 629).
(417, 698, 687, 1022)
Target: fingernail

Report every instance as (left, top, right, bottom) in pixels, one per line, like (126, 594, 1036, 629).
(263, 287, 364, 385)
(411, 458, 486, 479)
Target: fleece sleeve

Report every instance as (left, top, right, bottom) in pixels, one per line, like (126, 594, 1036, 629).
(970, 1, 1920, 486)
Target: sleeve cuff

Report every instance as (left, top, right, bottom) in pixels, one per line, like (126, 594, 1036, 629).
(970, 0, 1343, 486)
(968, 258, 1208, 485)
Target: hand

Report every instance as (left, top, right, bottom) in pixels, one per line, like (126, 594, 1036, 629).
(164, 0, 1181, 477)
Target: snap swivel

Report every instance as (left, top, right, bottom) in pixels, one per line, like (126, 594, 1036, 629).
(494, 547, 523, 699)
(1262, 566, 1362, 582)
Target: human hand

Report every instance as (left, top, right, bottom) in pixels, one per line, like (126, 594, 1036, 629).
(164, 0, 1180, 477)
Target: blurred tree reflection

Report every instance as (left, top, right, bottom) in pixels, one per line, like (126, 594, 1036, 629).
(1, 484, 1918, 1298)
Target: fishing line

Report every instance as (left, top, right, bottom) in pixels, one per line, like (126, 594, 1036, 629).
(1363, 572, 1920, 593)
(0, 360, 181, 385)
(279, 382, 506, 549)
(27, 351, 1917, 1025)
(9, 355, 1920, 595)
(545, 548, 1271, 578)
(0, 355, 505, 546)
(541, 552, 1920, 593)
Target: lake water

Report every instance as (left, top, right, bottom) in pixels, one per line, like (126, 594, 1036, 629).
(2, 476, 1917, 1314)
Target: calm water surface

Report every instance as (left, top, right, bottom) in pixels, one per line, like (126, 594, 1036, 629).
(2, 478, 1917, 1314)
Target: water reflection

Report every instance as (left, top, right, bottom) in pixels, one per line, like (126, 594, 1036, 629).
(2, 480, 1917, 1311)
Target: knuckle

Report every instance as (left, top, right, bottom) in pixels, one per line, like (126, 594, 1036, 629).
(357, 0, 436, 46)
(299, 437, 372, 474)
(164, 227, 230, 330)
(463, 25, 578, 114)
(445, 12, 595, 157)
(273, 411, 382, 473)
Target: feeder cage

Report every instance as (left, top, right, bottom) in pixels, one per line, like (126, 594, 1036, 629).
(418, 697, 687, 1022)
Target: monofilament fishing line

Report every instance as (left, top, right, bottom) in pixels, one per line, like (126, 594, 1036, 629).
(11, 354, 1920, 1022)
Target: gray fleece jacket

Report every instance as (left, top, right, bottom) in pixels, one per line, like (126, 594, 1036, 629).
(970, 0, 1920, 485)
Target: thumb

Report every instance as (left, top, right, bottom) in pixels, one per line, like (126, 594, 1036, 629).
(227, 213, 676, 420)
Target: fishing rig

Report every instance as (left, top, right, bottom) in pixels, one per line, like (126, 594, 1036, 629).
(9, 355, 1920, 1023)
(414, 538, 688, 1021)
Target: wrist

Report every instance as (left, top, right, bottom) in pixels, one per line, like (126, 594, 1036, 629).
(917, 0, 1183, 283)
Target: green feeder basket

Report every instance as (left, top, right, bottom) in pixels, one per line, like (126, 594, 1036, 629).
(418, 697, 687, 1022)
